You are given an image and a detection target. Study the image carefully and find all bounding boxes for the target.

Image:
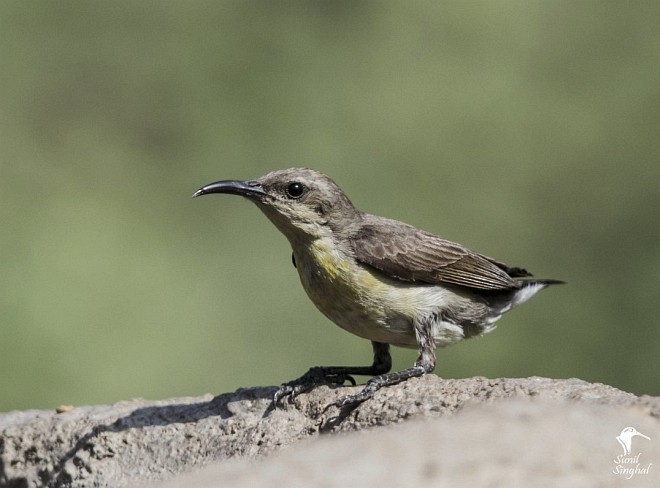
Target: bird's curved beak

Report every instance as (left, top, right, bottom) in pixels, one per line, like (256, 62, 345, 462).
(192, 179, 267, 199)
(637, 432, 651, 440)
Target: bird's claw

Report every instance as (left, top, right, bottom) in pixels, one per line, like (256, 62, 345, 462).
(272, 384, 297, 405)
(272, 368, 357, 406)
(323, 384, 377, 413)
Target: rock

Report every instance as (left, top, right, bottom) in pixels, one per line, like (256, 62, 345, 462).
(1, 376, 658, 487)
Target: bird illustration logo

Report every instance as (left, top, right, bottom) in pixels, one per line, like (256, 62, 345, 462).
(616, 427, 651, 455)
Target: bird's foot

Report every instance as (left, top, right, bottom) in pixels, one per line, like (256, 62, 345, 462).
(323, 375, 384, 412)
(273, 367, 356, 406)
(324, 365, 430, 413)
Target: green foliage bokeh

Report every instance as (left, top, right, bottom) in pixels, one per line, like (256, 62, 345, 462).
(1, 0, 659, 412)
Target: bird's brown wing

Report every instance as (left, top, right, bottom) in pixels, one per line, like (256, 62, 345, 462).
(350, 217, 531, 291)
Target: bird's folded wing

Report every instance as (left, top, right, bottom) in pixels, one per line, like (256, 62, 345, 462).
(350, 219, 530, 291)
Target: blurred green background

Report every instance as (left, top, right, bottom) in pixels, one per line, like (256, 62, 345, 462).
(1, 0, 659, 413)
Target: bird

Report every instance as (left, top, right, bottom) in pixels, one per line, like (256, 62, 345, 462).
(616, 427, 651, 455)
(193, 168, 563, 409)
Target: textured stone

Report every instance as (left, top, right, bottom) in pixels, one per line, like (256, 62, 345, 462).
(1, 376, 658, 487)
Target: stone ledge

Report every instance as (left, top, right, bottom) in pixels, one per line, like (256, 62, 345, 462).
(1, 376, 658, 487)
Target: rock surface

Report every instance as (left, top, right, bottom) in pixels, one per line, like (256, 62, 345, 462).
(1, 376, 658, 487)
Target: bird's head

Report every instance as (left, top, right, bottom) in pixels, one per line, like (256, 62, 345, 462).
(620, 427, 651, 441)
(193, 168, 361, 242)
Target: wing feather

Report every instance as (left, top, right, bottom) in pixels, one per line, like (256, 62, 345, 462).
(350, 216, 530, 291)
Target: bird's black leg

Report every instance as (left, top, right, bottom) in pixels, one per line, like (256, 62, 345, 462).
(273, 342, 391, 405)
(327, 318, 436, 411)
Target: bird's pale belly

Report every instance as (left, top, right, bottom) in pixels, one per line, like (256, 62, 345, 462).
(293, 241, 496, 349)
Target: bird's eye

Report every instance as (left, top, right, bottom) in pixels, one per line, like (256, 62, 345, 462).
(286, 182, 306, 199)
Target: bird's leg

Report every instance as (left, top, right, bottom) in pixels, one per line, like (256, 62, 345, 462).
(327, 318, 436, 411)
(273, 342, 391, 405)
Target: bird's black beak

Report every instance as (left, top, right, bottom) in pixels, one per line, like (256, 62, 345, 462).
(192, 179, 267, 199)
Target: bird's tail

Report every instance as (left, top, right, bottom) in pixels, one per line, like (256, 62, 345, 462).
(510, 278, 565, 307)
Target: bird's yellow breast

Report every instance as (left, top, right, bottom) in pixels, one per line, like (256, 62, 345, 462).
(292, 238, 422, 346)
